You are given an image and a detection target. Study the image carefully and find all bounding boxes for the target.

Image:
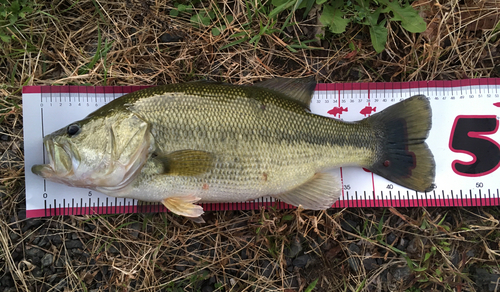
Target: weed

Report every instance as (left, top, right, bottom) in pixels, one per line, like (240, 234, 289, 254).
(0, 0, 36, 43)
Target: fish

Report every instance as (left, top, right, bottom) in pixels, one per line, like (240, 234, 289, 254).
(32, 77, 435, 220)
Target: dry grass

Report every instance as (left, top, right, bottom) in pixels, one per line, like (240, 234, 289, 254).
(1, 0, 500, 291)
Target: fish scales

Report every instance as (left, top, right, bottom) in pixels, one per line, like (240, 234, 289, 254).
(127, 83, 376, 202)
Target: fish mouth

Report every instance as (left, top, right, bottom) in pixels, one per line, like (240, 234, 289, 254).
(32, 138, 77, 179)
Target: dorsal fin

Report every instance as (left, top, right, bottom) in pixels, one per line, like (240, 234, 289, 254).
(254, 77, 316, 109)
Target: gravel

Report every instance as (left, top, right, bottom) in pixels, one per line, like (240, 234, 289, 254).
(292, 254, 311, 268)
(41, 253, 54, 267)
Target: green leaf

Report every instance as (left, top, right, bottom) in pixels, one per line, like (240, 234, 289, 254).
(316, 0, 328, 4)
(219, 36, 248, 50)
(272, 0, 289, 5)
(169, 9, 179, 17)
(424, 252, 431, 262)
(9, 14, 18, 24)
(305, 278, 319, 292)
(281, 214, 295, 222)
(212, 25, 226, 36)
(229, 31, 247, 38)
(201, 16, 211, 26)
(0, 33, 11, 43)
(319, 4, 349, 34)
(11, 1, 20, 12)
(269, 0, 296, 19)
(302, 0, 316, 18)
(379, 0, 426, 33)
(177, 4, 187, 12)
(369, 20, 387, 53)
(249, 34, 261, 44)
(226, 15, 234, 23)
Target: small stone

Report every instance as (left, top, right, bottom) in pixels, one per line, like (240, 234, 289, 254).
(488, 274, 500, 292)
(37, 236, 50, 248)
(363, 258, 378, 271)
(292, 254, 310, 268)
(22, 218, 43, 232)
(9, 232, 20, 241)
(65, 240, 83, 249)
(240, 249, 248, 260)
(48, 234, 63, 245)
(406, 237, 426, 256)
(391, 266, 411, 282)
(48, 274, 58, 284)
(1, 274, 13, 287)
(387, 233, 397, 244)
(286, 257, 293, 272)
(466, 249, 475, 258)
(348, 243, 361, 255)
(160, 33, 182, 43)
(450, 250, 460, 267)
(17, 210, 26, 220)
(55, 258, 64, 268)
(54, 279, 67, 292)
(341, 219, 358, 232)
(399, 237, 409, 248)
(261, 260, 273, 277)
(175, 261, 188, 272)
(129, 223, 141, 239)
(41, 253, 53, 267)
(26, 247, 44, 259)
(287, 236, 303, 258)
(201, 286, 214, 292)
(347, 258, 361, 272)
(108, 244, 120, 254)
(33, 267, 43, 277)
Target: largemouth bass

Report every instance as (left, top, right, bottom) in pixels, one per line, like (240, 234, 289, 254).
(32, 78, 435, 220)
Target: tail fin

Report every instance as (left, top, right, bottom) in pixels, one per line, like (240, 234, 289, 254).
(364, 95, 435, 192)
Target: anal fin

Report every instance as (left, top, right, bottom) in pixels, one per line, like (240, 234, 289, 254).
(274, 172, 341, 210)
(162, 195, 204, 218)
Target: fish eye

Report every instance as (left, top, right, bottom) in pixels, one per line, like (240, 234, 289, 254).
(67, 124, 80, 137)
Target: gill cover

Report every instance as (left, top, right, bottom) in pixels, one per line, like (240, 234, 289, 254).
(33, 113, 152, 193)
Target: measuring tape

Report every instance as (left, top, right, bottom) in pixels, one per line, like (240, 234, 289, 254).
(23, 79, 500, 218)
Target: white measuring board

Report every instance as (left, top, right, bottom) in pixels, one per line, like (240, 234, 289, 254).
(23, 80, 500, 218)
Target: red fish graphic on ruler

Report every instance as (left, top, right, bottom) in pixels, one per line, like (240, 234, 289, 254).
(360, 106, 376, 117)
(494, 102, 500, 107)
(327, 106, 348, 117)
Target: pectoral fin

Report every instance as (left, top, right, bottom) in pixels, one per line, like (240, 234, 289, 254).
(154, 150, 214, 176)
(162, 195, 205, 218)
(274, 172, 341, 210)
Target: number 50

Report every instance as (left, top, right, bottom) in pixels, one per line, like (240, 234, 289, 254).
(449, 115, 500, 176)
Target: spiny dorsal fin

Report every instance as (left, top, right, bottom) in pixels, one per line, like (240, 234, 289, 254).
(154, 150, 214, 176)
(254, 77, 316, 109)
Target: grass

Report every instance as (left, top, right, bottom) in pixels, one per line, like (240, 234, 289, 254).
(1, 0, 500, 291)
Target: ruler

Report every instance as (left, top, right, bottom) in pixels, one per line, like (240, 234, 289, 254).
(23, 79, 500, 218)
